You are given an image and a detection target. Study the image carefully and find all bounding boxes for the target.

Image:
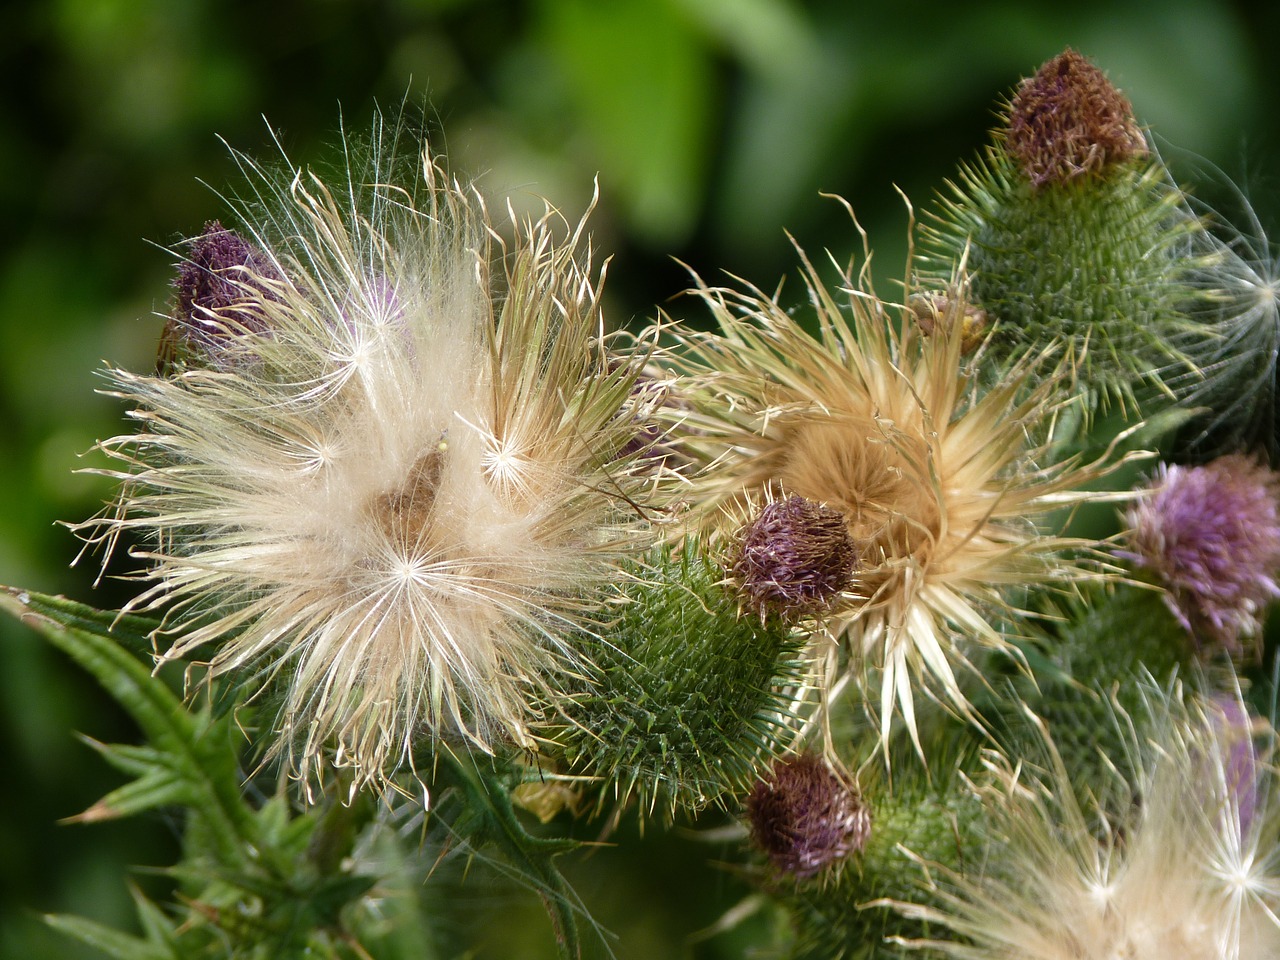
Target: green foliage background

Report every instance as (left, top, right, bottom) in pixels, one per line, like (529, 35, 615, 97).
(2, 1, 1278, 956)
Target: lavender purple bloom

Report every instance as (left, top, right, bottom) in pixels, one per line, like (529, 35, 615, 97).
(1123, 454, 1280, 656)
(1211, 694, 1261, 840)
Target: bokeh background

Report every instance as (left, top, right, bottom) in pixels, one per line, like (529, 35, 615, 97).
(3, 1, 1279, 956)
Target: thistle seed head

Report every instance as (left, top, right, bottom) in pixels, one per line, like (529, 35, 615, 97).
(898, 686, 1280, 960)
(655, 212, 1117, 757)
(76, 113, 670, 795)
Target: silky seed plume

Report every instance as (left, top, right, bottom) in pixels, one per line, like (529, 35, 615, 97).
(75, 112, 669, 795)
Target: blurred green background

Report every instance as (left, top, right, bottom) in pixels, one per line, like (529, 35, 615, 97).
(3, 1, 1278, 956)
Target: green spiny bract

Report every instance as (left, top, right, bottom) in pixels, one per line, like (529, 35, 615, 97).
(777, 785, 985, 960)
(1013, 584, 1198, 792)
(537, 544, 810, 819)
(922, 50, 1211, 415)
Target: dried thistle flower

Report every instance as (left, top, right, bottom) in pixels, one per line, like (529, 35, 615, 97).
(747, 753, 870, 878)
(731, 495, 859, 622)
(1123, 454, 1280, 657)
(1175, 185, 1280, 463)
(657, 204, 1121, 755)
(76, 114, 665, 794)
(895, 685, 1280, 960)
(1005, 48, 1148, 187)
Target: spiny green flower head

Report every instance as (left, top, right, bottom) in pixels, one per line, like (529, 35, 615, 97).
(1122, 454, 1280, 658)
(1019, 583, 1198, 791)
(653, 208, 1124, 759)
(923, 48, 1211, 414)
(894, 685, 1280, 960)
(778, 779, 987, 960)
(74, 111, 672, 796)
(538, 545, 810, 819)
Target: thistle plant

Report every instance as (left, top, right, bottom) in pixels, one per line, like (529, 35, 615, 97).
(922, 49, 1215, 415)
(74, 112, 674, 796)
(652, 212, 1128, 755)
(11, 48, 1280, 960)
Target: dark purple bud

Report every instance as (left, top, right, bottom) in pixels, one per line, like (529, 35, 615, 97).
(731, 496, 857, 622)
(747, 753, 871, 878)
(160, 220, 281, 370)
(1005, 49, 1147, 188)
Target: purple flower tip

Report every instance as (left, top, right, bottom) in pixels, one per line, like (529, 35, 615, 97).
(747, 753, 871, 878)
(1124, 454, 1280, 656)
(162, 221, 281, 368)
(731, 496, 858, 622)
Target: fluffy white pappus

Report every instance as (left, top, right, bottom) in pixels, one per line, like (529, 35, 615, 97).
(1167, 165, 1280, 461)
(76, 111, 664, 796)
(893, 683, 1280, 960)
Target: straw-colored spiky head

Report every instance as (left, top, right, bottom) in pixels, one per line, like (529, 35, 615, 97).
(76, 113, 667, 795)
(655, 203, 1122, 756)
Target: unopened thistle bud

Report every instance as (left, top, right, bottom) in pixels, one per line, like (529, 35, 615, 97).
(1005, 48, 1147, 187)
(543, 546, 809, 818)
(731, 496, 858, 622)
(1123, 454, 1280, 657)
(747, 753, 870, 878)
(159, 220, 282, 370)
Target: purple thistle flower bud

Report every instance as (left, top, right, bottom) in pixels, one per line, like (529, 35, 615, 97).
(731, 495, 858, 622)
(160, 220, 281, 369)
(1005, 48, 1147, 188)
(1123, 454, 1280, 656)
(746, 753, 871, 878)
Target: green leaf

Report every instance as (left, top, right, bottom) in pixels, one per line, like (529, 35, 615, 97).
(73, 765, 193, 823)
(3, 585, 164, 656)
(0, 587, 262, 868)
(43, 913, 173, 960)
(439, 749, 585, 960)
